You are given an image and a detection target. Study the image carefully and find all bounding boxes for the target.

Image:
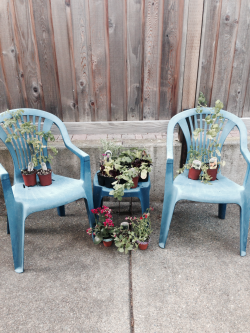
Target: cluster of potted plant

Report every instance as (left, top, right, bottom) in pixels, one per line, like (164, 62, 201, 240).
(86, 206, 153, 252)
(97, 140, 152, 200)
(3, 109, 58, 186)
(177, 94, 225, 183)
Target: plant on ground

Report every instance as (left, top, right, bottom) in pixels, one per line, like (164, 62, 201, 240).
(87, 206, 115, 244)
(126, 207, 153, 243)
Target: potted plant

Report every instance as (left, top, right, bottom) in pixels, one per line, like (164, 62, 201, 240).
(87, 206, 115, 247)
(3, 109, 58, 186)
(126, 207, 153, 250)
(112, 224, 138, 254)
(177, 94, 225, 183)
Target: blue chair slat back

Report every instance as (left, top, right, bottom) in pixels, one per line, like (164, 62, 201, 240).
(0, 108, 66, 184)
(171, 108, 247, 169)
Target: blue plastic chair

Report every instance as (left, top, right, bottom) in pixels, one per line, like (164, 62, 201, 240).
(93, 172, 151, 214)
(159, 107, 250, 256)
(0, 108, 95, 273)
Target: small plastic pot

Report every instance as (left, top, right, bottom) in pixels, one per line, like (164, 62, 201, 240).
(37, 169, 52, 186)
(131, 176, 139, 189)
(188, 168, 201, 180)
(138, 243, 148, 250)
(97, 172, 105, 186)
(207, 168, 218, 181)
(104, 177, 116, 188)
(22, 170, 37, 187)
(103, 238, 113, 247)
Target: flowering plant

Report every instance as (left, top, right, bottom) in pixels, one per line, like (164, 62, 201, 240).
(126, 208, 153, 243)
(87, 206, 115, 244)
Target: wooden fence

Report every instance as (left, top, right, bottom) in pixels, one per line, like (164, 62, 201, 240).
(0, 0, 249, 126)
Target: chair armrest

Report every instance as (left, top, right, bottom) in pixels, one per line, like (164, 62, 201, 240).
(65, 141, 90, 161)
(0, 164, 15, 207)
(165, 158, 174, 185)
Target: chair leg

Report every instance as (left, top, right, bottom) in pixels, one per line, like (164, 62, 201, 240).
(139, 189, 150, 215)
(240, 205, 250, 256)
(7, 216, 10, 234)
(84, 191, 95, 229)
(218, 204, 227, 219)
(57, 205, 65, 216)
(8, 210, 25, 273)
(159, 191, 177, 249)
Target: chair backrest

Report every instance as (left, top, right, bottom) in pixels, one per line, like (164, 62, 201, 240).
(167, 107, 248, 167)
(0, 108, 68, 184)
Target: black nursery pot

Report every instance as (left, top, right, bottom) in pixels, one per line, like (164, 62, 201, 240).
(97, 172, 105, 186)
(139, 173, 149, 182)
(104, 176, 116, 188)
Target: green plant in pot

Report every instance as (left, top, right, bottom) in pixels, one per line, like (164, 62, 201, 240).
(126, 207, 153, 250)
(87, 206, 115, 247)
(112, 224, 138, 254)
(177, 94, 225, 183)
(3, 109, 58, 186)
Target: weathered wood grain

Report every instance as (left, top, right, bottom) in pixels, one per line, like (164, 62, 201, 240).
(127, 0, 144, 121)
(143, 0, 163, 120)
(0, 0, 23, 110)
(176, 0, 189, 114)
(108, 0, 127, 121)
(159, 0, 185, 119)
(0, 55, 9, 111)
(31, 0, 62, 118)
(211, 0, 241, 108)
(182, 0, 204, 110)
(70, 0, 94, 122)
(227, 0, 250, 117)
(50, 0, 76, 122)
(10, 0, 42, 109)
(196, 0, 223, 106)
(242, 69, 250, 117)
(88, 0, 110, 122)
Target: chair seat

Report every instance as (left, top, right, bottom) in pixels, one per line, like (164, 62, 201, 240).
(13, 174, 86, 215)
(174, 171, 243, 205)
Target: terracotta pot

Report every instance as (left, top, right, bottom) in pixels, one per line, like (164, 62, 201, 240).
(138, 243, 148, 250)
(104, 177, 116, 188)
(22, 170, 37, 187)
(207, 167, 218, 181)
(131, 176, 139, 189)
(188, 168, 201, 180)
(38, 169, 52, 186)
(103, 239, 113, 247)
(97, 172, 105, 186)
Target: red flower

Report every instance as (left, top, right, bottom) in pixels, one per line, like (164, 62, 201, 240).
(144, 214, 148, 218)
(140, 217, 143, 220)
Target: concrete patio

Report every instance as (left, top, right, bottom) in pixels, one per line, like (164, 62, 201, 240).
(1, 198, 250, 332)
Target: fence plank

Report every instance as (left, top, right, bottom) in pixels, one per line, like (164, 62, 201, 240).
(10, 0, 43, 109)
(70, 0, 94, 122)
(227, 0, 250, 117)
(0, 59, 9, 111)
(50, 0, 76, 122)
(196, 0, 222, 106)
(159, 0, 185, 119)
(182, 0, 204, 110)
(143, 0, 163, 120)
(89, 0, 110, 121)
(242, 72, 250, 117)
(0, 0, 24, 110)
(31, 0, 62, 118)
(211, 0, 241, 108)
(108, 0, 127, 121)
(127, 0, 144, 121)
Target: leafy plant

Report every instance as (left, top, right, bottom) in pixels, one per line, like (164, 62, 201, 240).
(112, 226, 138, 254)
(87, 206, 115, 244)
(126, 207, 153, 243)
(176, 94, 226, 184)
(3, 109, 58, 174)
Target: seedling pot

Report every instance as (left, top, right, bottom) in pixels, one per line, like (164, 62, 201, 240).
(188, 168, 201, 180)
(103, 238, 113, 247)
(22, 170, 37, 187)
(138, 243, 148, 250)
(131, 176, 139, 189)
(207, 167, 218, 181)
(38, 169, 52, 186)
